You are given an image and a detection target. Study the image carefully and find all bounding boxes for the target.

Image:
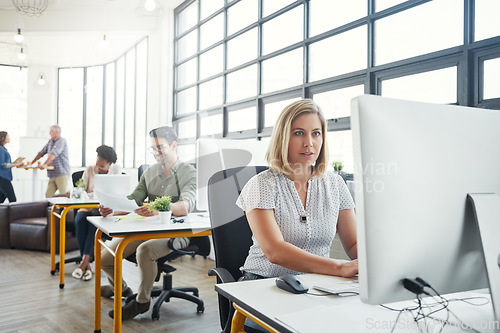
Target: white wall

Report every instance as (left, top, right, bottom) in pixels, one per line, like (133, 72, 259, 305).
(25, 65, 58, 135)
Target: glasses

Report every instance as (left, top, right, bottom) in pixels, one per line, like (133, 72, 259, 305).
(148, 143, 169, 154)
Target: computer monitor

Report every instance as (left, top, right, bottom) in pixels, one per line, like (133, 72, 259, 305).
(351, 95, 500, 309)
(195, 138, 268, 211)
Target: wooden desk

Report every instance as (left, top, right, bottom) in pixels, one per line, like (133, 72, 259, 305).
(216, 274, 496, 333)
(88, 214, 212, 333)
(48, 197, 99, 289)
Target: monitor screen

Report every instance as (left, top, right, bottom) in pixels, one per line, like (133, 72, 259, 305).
(351, 95, 499, 305)
(195, 138, 268, 211)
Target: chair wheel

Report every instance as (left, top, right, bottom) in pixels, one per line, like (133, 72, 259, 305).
(50, 270, 55, 275)
(197, 305, 204, 313)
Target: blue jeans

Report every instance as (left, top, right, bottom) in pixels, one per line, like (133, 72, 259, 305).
(74, 210, 100, 257)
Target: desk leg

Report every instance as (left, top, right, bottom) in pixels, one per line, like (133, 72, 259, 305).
(94, 229, 102, 333)
(59, 208, 69, 289)
(113, 238, 130, 333)
(231, 303, 247, 333)
(50, 205, 57, 275)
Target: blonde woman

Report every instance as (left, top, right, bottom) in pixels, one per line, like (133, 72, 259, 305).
(236, 99, 358, 280)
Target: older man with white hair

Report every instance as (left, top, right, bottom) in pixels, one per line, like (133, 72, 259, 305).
(30, 124, 70, 197)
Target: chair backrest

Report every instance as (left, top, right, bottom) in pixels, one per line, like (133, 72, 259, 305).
(138, 164, 149, 181)
(71, 170, 84, 187)
(208, 166, 268, 329)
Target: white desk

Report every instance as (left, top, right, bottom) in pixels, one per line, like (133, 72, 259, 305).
(88, 214, 211, 333)
(215, 274, 497, 333)
(47, 197, 100, 289)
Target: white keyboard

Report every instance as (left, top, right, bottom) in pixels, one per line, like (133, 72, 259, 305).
(313, 280, 359, 295)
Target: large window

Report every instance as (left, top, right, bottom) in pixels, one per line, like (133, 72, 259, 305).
(173, 0, 500, 172)
(0, 65, 28, 157)
(58, 38, 148, 168)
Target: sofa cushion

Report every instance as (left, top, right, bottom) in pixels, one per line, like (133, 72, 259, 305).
(10, 201, 50, 220)
(10, 218, 49, 251)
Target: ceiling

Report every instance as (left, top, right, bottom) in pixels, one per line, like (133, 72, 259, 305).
(0, 0, 184, 67)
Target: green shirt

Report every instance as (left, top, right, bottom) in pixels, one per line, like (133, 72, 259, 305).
(127, 160, 196, 212)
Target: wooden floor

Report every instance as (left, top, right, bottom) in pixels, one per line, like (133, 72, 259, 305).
(0, 248, 221, 333)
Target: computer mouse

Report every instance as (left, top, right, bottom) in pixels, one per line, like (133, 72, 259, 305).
(275, 274, 309, 294)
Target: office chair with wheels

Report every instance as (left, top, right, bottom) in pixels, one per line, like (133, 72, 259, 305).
(125, 235, 211, 320)
(207, 166, 269, 333)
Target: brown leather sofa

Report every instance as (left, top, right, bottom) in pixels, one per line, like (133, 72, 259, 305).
(0, 201, 78, 253)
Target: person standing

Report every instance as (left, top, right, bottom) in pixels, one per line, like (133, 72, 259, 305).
(30, 125, 70, 197)
(0, 131, 24, 203)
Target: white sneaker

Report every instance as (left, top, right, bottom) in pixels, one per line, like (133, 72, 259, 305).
(82, 269, 92, 281)
(72, 268, 84, 279)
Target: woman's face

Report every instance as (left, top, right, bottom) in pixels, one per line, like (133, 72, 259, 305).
(95, 157, 111, 174)
(4, 134, 10, 144)
(287, 113, 323, 171)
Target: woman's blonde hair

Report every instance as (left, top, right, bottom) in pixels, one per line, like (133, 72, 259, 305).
(266, 99, 328, 177)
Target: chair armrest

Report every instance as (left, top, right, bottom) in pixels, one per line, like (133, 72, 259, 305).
(208, 267, 236, 284)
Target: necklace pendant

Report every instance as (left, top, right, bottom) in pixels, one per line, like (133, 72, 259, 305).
(300, 215, 307, 223)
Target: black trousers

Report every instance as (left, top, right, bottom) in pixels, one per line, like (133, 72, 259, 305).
(0, 177, 16, 203)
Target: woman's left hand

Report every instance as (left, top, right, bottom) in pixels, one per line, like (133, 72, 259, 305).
(339, 259, 358, 278)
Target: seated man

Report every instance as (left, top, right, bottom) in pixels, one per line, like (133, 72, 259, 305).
(98, 126, 196, 320)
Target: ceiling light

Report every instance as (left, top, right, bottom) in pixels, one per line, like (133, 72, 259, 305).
(12, 0, 49, 16)
(144, 0, 157, 12)
(14, 28, 24, 43)
(100, 34, 109, 48)
(37, 74, 46, 86)
(17, 48, 26, 61)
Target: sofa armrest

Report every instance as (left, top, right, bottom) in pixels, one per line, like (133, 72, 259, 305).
(0, 204, 10, 248)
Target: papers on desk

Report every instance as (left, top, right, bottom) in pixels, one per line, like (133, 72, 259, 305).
(94, 190, 139, 212)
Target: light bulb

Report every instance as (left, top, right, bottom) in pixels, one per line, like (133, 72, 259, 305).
(144, 0, 156, 12)
(17, 48, 26, 61)
(14, 28, 24, 43)
(100, 34, 109, 48)
(38, 75, 46, 86)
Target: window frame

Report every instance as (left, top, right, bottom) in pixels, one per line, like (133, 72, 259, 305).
(173, 0, 500, 167)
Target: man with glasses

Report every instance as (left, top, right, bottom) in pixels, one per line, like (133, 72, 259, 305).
(98, 126, 196, 320)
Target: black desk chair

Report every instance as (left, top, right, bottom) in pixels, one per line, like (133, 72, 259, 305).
(207, 166, 269, 333)
(124, 236, 211, 320)
(138, 164, 149, 181)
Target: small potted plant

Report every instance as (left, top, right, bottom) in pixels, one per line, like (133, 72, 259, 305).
(148, 195, 172, 223)
(332, 161, 344, 175)
(70, 178, 87, 199)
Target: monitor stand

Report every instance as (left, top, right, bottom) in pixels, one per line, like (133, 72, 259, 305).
(468, 193, 500, 322)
